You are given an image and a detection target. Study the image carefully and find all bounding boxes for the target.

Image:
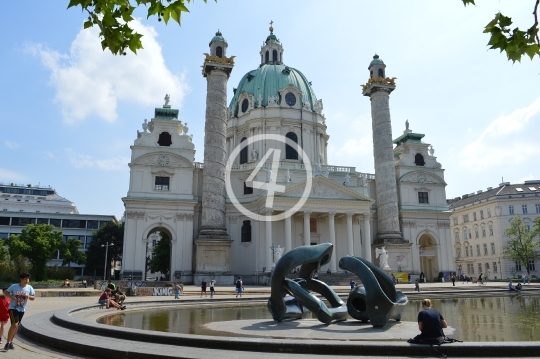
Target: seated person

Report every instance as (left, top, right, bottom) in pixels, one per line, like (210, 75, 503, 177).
(107, 280, 116, 291)
(326, 268, 331, 274)
(516, 283, 523, 292)
(417, 299, 447, 339)
(112, 289, 126, 305)
(508, 281, 516, 291)
(62, 279, 71, 288)
(98, 288, 125, 310)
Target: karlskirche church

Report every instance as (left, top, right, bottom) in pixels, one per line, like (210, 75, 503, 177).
(121, 26, 453, 284)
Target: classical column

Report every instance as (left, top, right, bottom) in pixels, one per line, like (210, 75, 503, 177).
(363, 213, 372, 262)
(194, 34, 235, 282)
(346, 212, 354, 255)
(328, 212, 337, 272)
(265, 210, 273, 271)
(362, 55, 404, 245)
(303, 211, 312, 246)
(284, 215, 292, 253)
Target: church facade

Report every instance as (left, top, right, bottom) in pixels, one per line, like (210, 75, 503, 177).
(121, 28, 453, 284)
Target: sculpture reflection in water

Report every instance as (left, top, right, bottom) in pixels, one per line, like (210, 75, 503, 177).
(268, 243, 408, 328)
(267, 243, 348, 324)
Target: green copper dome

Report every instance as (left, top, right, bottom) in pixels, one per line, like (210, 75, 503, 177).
(266, 32, 279, 45)
(209, 30, 226, 46)
(368, 54, 384, 69)
(229, 64, 318, 113)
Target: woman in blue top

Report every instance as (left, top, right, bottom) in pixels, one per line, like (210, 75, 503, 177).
(3, 272, 35, 350)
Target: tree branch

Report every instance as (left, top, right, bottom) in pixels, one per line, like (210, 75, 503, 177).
(533, 0, 540, 45)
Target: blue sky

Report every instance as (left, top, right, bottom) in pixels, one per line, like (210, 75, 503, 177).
(1, 1, 538, 219)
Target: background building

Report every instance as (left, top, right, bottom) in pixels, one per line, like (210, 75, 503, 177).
(448, 180, 540, 280)
(0, 183, 116, 277)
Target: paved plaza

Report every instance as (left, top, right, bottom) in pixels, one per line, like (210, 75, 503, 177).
(5, 281, 539, 358)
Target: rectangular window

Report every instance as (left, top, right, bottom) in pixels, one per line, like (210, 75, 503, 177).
(468, 229, 472, 239)
(0, 217, 9, 225)
(482, 228, 486, 237)
(476, 245, 480, 256)
(475, 229, 479, 238)
(463, 229, 467, 240)
(453, 217, 458, 226)
(241, 220, 252, 242)
(243, 182, 253, 195)
(473, 212, 477, 221)
(487, 208, 491, 217)
(50, 219, 61, 227)
(0, 233, 8, 239)
(465, 247, 469, 257)
(536, 204, 540, 213)
(478, 263, 482, 273)
(468, 264, 474, 274)
(85, 235, 93, 249)
(99, 221, 110, 228)
(509, 205, 514, 215)
(491, 242, 495, 254)
(522, 204, 528, 214)
(515, 261, 522, 272)
(483, 243, 488, 255)
(62, 220, 86, 228)
(418, 192, 429, 203)
(36, 218, 49, 225)
(528, 260, 535, 272)
(463, 214, 469, 223)
(455, 232, 460, 242)
(310, 218, 317, 233)
(480, 210, 484, 219)
(456, 248, 461, 258)
(489, 224, 493, 236)
(493, 262, 498, 273)
(11, 217, 34, 226)
(155, 176, 170, 190)
(86, 220, 99, 229)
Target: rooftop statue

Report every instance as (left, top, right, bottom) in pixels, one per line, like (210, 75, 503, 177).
(164, 94, 170, 106)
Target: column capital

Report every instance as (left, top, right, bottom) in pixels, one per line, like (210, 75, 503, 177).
(328, 211, 337, 217)
(304, 211, 312, 217)
(346, 212, 354, 219)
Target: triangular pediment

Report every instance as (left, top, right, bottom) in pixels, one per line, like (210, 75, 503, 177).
(131, 153, 194, 168)
(277, 176, 373, 202)
(399, 170, 446, 185)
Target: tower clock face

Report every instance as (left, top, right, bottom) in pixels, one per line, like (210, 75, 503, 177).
(157, 155, 170, 167)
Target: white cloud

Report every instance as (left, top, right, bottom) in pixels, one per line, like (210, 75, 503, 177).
(0, 169, 26, 182)
(327, 114, 373, 163)
(29, 19, 189, 124)
(65, 149, 129, 171)
(5, 141, 20, 149)
(459, 97, 540, 171)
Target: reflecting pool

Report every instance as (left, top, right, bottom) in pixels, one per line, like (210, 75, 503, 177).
(98, 294, 540, 342)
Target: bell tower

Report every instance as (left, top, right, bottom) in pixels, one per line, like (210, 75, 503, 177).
(259, 21, 284, 65)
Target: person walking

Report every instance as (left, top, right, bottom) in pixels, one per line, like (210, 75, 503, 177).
(172, 282, 181, 299)
(209, 279, 216, 298)
(3, 272, 36, 350)
(451, 274, 455, 287)
(235, 277, 244, 298)
(200, 279, 207, 297)
(415, 279, 420, 292)
(349, 279, 356, 289)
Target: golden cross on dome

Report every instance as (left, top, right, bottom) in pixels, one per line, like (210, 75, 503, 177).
(269, 20, 274, 32)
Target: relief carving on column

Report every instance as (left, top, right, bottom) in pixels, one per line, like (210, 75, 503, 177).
(437, 221, 450, 229)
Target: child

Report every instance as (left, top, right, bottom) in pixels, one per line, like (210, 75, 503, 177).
(4, 272, 36, 350)
(0, 287, 10, 345)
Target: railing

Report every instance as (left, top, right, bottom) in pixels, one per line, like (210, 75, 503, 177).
(0, 182, 54, 190)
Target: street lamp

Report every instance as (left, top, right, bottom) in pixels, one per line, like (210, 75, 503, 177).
(101, 241, 114, 280)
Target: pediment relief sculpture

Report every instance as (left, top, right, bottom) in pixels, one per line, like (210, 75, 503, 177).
(133, 153, 193, 168)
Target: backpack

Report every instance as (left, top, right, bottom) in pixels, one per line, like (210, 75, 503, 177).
(235, 280, 241, 288)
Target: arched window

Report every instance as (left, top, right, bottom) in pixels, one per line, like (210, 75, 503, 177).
(243, 182, 253, 195)
(285, 132, 298, 160)
(158, 132, 172, 146)
(370, 70, 373, 76)
(239, 137, 248, 164)
(241, 220, 252, 242)
(265, 51, 269, 63)
(216, 46, 223, 58)
(272, 49, 278, 62)
(414, 153, 425, 166)
(378, 68, 384, 77)
(241, 99, 249, 113)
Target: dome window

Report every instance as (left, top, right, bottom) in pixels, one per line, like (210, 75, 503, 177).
(158, 132, 172, 147)
(272, 49, 278, 63)
(241, 99, 249, 113)
(216, 46, 223, 58)
(285, 132, 299, 160)
(415, 153, 425, 166)
(240, 137, 248, 164)
(378, 68, 384, 77)
(285, 92, 296, 107)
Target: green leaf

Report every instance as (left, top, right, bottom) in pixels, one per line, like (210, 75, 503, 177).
(83, 20, 94, 29)
(461, 0, 475, 5)
(524, 44, 540, 60)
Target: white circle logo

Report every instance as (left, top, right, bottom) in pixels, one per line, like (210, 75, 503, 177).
(225, 134, 312, 222)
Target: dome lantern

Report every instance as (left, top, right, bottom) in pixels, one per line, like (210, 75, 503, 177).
(259, 21, 284, 65)
(368, 54, 386, 78)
